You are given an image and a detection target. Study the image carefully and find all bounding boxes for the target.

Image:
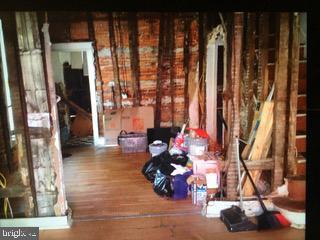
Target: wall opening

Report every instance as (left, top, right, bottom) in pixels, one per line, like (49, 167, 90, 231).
(51, 42, 101, 146)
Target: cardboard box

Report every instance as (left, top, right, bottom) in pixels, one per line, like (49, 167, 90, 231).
(104, 106, 154, 145)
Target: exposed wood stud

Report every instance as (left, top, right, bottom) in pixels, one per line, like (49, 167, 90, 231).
(87, 12, 104, 128)
(258, 13, 269, 101)
(241, 13, 256, 140)
(108, 12, 122, 108)
(128, 12, 141, 107)
(155, 13, 165, 128)
(273, 13, 290, 188)
(41, 18, 68, 216)
(224, 13, 234, 148)
(183, 18, 191, 122)
(168, 13, 175, 126)
(198, 12, 205, 129)
(286, 13, 300, 176)
(12, 12, 38, 217)
(16, 11, 56, 216)
(226, 12, 243, 199)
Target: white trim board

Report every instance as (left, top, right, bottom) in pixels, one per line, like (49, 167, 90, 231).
(52, 42, 93, 52)
(0, 215, 72, 230)
(205, 25, 225, 143)
(51, 42, 100, 146)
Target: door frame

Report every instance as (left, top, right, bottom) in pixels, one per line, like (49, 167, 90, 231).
(205, 25, 225, 146)
(51, 42, 102, 146)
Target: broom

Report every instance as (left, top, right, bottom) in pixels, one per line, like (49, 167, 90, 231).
(239, 155, 291, 230)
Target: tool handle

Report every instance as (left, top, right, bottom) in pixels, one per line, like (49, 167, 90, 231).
(235, 137, 243, 210)
(239, 154, 268, 212)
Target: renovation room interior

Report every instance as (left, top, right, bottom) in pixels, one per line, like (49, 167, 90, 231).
(0, 11, 307, 239)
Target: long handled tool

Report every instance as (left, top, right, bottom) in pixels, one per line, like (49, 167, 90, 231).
(239, 152, 291, 230)
(220, 137, 257, 232)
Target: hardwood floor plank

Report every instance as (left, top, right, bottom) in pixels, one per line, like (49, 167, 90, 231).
(62, 146, 199, 219)
(40, 215, 304, 240)
(40, 146, 304, 239)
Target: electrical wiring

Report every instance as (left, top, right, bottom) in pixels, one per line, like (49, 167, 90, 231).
(0, 172, 13, 218)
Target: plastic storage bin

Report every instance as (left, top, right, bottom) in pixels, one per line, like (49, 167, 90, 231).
(118, 131, 148, 153)
(188, 137, 208, 156)
(149, 140, 168, 156)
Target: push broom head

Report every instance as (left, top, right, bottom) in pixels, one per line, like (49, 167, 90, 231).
(257, 210, 291, 230)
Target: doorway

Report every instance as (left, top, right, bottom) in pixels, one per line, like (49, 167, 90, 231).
(51, 42, 102, 146)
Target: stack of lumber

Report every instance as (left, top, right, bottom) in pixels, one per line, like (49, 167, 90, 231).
(241, 86, 274, 196)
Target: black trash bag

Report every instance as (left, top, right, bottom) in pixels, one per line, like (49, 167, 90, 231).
(153, 170, 174, 197)
(141, 150, 173, 181)
(157, 150, 175, 175)
(170, 153, 189, 166)
(141, 159, 159, 182)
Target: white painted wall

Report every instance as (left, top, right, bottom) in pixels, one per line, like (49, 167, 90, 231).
(51, 51, 71, 84)
(70, 51, 83, 69)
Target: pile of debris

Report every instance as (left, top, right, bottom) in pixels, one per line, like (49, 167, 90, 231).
(140, 123, 223, 203)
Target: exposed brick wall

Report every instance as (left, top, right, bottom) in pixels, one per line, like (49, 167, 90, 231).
(49, 12, 199, 128)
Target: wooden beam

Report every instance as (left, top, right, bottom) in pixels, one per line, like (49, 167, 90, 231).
(258, 13, 270, 101)
(241, 13, 256, 140)
(168, 13, 176, 126)
(154, 13, 165, 128)
(13, 12, 38, 217)
(128, 12, 141, 107)
(60, 95, 92, 120)
(226, 12, 243, 199)
(183, 18, 191, 122)
(224, 13, 234, 149)
(286, 13, 300, 176)
(198, 12, 205, 129)
(41, 19, 68, 216)
(16, 12, 67, 217)
(87, 12, 104, 132)
(108, 13, 122, 108)
(209, 158, 274, 171)
(273, 13, 290, 188)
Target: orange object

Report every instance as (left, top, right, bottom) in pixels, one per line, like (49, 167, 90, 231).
(187, 128, 209, 139)
(71, 115, 92, 137)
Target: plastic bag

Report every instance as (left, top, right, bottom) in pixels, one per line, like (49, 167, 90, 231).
(141, 150, 175, 181)
(171, 153, 188, 166)
(172, 170, 193, 200)
(153, 170, 173, 197)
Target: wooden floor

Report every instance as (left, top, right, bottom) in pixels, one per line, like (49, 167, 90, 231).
(40, 146, 304, 240)
(60, 146, 199, 220)
(40, 214, 304, 240)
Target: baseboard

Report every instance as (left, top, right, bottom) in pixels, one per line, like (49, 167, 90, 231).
(203, 199, 274, 218)
(0, 214, 72, 230)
